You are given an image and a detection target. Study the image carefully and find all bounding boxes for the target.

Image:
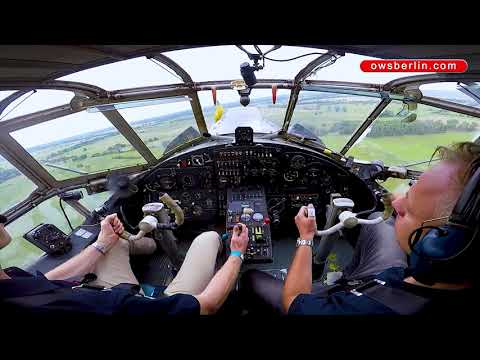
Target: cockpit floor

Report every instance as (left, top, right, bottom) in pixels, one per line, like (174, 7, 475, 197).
(132, 232, 355, 288)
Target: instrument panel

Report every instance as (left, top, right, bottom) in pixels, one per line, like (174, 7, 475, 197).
(140, 142, 375, 227)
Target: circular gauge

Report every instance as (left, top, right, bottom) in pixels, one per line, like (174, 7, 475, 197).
(322, 175, 333, 187)
(261, 158, 280, 168)
(306, 167, 321, 178)
(267, 198, 286, 213)
(290, 155, 306, 169)
(158, 176, 175, 190)
(283, 170, 299, 182)
(267, 168, 279, 177)
(252, 213, 264, 222)
(240, 214, 251, 222)
(182, 192, 191, 202)
(191, 155, 204, 166)
(192, 205, 203, 216)
(250, 168, 260, 176)
(205, 198, 214, 207)
(182, 175, 193, 187)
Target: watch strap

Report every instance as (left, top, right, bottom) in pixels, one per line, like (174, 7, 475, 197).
(92, 242, 107, 255)
(230, 250, 244, 261)
(296, 238, 314, 248)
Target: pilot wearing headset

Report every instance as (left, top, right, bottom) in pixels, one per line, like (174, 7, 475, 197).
(242, 142, 478, 315)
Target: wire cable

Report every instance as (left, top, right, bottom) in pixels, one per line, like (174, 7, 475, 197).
(149, 58, 184, 82)
(264, 52, 327, 62)
(59, 198, 74, 232)
(0, 90, 37, 121)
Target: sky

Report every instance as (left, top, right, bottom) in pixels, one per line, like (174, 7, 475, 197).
(0, 45, 466, 148)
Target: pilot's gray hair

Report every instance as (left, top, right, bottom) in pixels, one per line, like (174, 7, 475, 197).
(431, 141, 480, 218)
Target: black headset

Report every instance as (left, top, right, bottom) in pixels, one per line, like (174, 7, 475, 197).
(408, 162, 480, 286)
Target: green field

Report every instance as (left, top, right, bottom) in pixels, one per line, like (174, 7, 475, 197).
(1, 96, 479, 268)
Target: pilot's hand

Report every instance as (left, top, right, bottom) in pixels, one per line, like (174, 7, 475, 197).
(97, 213, 124, 252)
(230, 223, 248, 254)
(0, 223, 12, 249)
(295, 204, 317, 241)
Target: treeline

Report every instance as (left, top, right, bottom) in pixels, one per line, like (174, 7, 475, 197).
(0, 168, 21, 184)
(368, 119, 477, 137)
(309, 118, 479, 138)
(92, 143, 133, 158)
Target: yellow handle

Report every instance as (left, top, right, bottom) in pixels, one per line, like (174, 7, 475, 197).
(160, 193, 185, 226)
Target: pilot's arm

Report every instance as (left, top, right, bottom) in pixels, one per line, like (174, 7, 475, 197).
(282, 204, 317, 313)
(45, 214, 123, 281)
(0, 214, 12, 250)
(194, 224, 248, 315)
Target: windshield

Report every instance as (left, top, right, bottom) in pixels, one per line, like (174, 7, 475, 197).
(198, 89, 290, 135)
(288, 91, 382, 151)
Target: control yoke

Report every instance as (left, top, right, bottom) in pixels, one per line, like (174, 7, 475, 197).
(119, 193, 184, 241)
(315, 194, 393, 237)
(313, 193, 394, 266)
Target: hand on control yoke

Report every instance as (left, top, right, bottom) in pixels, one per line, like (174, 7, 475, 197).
(230, 223, 248, 254)
(295, 204, 317, 241)
(97, 213, 124, 252)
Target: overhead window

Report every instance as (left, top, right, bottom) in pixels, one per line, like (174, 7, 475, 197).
(58, 56, 181, 90)
(0, 90, 74, 121)
(420, 82, 480, 108)
(164, 45, 330, 82)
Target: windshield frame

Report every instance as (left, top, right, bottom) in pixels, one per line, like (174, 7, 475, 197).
(2, 49, 480, 223)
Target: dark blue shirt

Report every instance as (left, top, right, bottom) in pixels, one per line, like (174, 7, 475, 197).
(0, 268, 200, 316)
(288, 267, 475, 315)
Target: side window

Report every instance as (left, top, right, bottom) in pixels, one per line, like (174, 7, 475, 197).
(78, 189, 112, 211)
(377, 178, 412, 196)
(10, 110, 147, 181)
(347, 101, 480, 172)
(0, 155, 37, 213)
(348, 101, 480, 195)
(0, 196, 85, 269)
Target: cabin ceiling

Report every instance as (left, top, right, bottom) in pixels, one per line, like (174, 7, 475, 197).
(0, 45, 480, 85)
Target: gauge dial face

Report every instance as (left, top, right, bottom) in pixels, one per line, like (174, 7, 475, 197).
(182, 175, 193, 187)
(181, 192, 191, 203)
(191, 155, 204, 166)
(267, 169, 279, 177)
(306, 167, 321, 178)
(290, 155, 306, 169)
(158, 176, 175, 189)
(205, 198, 214, 207)
(283, 170, 299, 182)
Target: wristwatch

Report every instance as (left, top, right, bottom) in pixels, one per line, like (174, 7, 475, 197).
(230, 250, 244, 262)
(92, 242, 107, 255)
(296, 238, 314, 248)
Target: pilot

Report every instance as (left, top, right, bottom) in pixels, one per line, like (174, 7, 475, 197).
(242, 141, 478, 315)
(0, 214, 249, 316)
(0, 215, 11, 252)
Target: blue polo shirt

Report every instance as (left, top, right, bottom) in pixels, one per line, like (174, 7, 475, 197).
(0, 268, 200, 316)
(288, 267, 475, 315)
